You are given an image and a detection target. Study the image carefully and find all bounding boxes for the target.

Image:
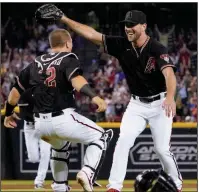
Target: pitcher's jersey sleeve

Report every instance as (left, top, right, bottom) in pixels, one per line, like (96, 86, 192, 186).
(61, 54, 83, 81)
(102, 35, 127, 58)
(154, 42, 176, 72)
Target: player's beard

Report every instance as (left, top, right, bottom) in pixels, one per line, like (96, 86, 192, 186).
(127, 31, 141, 42)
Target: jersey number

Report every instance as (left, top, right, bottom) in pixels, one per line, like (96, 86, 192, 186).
(45, 67, 56, 87)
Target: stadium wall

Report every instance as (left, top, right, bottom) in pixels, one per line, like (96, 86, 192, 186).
(1, 109, 197, 180)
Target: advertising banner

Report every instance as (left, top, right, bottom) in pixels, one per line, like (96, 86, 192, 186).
(127, 131, 197, 174)
(1, 121, 197, 180)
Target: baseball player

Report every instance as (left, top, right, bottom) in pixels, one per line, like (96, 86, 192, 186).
(18, 90, 51, 189)
(4, 27, 113, 192)
(12, 76, 71, 190)
(37, 5, 182, 192)
(6, 84, 71, 191)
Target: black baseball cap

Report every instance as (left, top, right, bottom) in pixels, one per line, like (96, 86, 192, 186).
(120, 10, 147, 27)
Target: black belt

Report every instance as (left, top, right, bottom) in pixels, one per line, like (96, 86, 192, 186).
(132, 93, 166, 103)
(26, 121, 35, 125)
(34, 111, 64, 118)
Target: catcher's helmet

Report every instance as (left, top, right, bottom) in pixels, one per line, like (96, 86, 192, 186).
(134, 169, 178, 192)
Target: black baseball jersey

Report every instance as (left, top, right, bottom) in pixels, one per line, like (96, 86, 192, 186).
(16, 52, 82, 113)
(102, 35, 176, 97)
(18, 89, 34, 122)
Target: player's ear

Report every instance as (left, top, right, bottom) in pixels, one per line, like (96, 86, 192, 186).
(65, 41, 69, 49)
(142, 24, 147, 32)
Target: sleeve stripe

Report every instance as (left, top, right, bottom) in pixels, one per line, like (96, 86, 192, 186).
(102, 35, 108, 53)
(18, 103, 29, 106)
(161, 64, 175, 71)
(16, 76, 26, 91)
(68, 67, 80, 80)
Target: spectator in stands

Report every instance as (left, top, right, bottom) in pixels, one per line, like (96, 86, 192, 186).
(154, 24, 175, 48)
(183, 70, 193, 88)
(187, 96, 197, 122)
(187, 28, 197, 51)
(1, 17, 11, 39)
(174, 31, 184, 50)
(178, 78, 188, 105)
(176, 95, 183, 116)
(105, 94, 115, 122)
(187, 76, 197, 94)
(27, 38, 37, 53)
(179, 43, 191, 75)
(170, 51, 179, 69)
(1, 76, 11, 99)
(1, 41, 11, 75)
(38, 36, 48, 54)
(87, 10, 99, 30)
(0, 8, 197, 123)
(10, 50, 22, 73)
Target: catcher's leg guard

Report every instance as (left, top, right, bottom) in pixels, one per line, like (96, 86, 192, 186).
(82, 129, 113, 184)
(50, 141, 71, 192)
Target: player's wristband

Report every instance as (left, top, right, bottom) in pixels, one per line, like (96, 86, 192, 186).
(5, 101, 16, 117)
(80, 84, 97, 99)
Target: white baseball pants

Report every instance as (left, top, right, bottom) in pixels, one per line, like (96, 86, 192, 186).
(34, 108, 106, 192)
(108, 94, 182, 191)
(24, 121, 51, 185)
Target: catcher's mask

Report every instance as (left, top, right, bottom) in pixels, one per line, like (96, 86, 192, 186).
(134, 169, 178, 192)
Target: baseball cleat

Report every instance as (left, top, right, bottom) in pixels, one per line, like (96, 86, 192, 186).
(107, 189, 120, 192)
(34, 183, 45, 189)
(93, 181, 102, 187)
(76, 170, 93, 192)
(51, 182, 71, 192)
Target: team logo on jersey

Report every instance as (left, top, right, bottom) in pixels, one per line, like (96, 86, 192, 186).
(145, 57, 156, 73)
(160, 54, 170, 63)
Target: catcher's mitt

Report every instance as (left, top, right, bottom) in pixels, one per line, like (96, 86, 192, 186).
(35, 4, 64, 24)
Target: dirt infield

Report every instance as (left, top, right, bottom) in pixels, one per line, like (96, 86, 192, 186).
(1, 180, 197, 192)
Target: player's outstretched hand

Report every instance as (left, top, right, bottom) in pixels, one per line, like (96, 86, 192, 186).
(35, 4, 64, 24)
(92, 96, 107, 112)
(4, 113, 20, 128)
(162, 97, 176, 118)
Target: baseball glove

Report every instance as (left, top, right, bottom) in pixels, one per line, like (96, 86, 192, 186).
(35, 4, 64, 24)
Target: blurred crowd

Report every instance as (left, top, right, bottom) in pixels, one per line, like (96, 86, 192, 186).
(1, 7, 197, 123)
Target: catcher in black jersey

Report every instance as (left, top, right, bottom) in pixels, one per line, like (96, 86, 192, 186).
(4, 28, 113, 192)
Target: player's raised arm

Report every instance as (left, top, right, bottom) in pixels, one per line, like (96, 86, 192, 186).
(61, 16, 103, 46)
(35, 4, 103, 46)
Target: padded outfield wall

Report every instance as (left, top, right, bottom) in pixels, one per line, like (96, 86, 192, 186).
(1, 108, 197, 180)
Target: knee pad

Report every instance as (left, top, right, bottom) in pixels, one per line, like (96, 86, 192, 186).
(50, 142, 71, 184)
(51, 142, 71, 162)
(85, 129, 113, 184)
